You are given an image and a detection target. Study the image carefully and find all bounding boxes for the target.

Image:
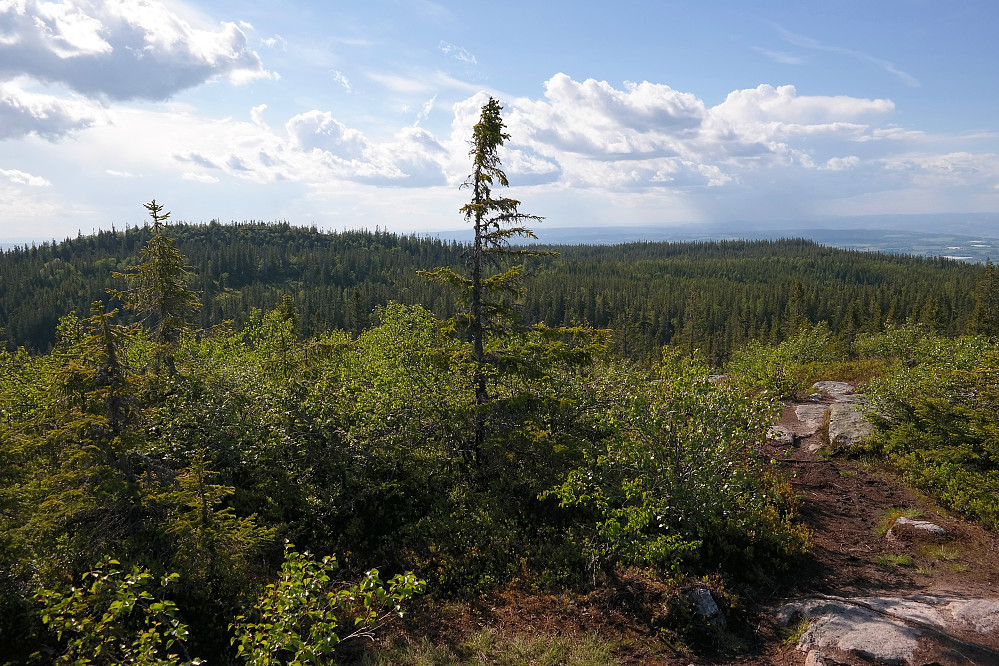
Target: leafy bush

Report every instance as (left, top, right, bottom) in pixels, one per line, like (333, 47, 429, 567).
(547, 350, 809, 578)
(35, 558, 201, 665)
(231, 544, 425, 665)
(861, 329, 999, 529)
(728, 322, 840, 397)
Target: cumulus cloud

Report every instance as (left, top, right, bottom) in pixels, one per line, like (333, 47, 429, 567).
(822, 156, 861, 171)
(489, 74, 901, 190)
(711, 84, 893, 125)
(0, 168, 52, 187)
(286, 110, 370, 160)
(0, 0, 274, 101)
(0, 79, 101, 139)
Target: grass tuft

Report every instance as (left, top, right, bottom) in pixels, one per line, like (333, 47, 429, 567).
(875, 553, 914, 567)
(876, 507, 925, 536)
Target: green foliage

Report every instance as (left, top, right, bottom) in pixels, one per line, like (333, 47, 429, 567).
(110, 201, 200, 375)
(861, 328, 999, 529)
(547, 349, 809, 577)
(874, 554, 914, 567)
(854, 323, 991, 368)
(1, 225, 981, 364)
(34, 558, 201, 665)
(362, 628, 618, 666)
(968, 259, 999, 335)
(420, 97, 554, 469)
(727, 322, 839, 396)
(231, 544, 425, 665)
(1, 221, 825, 659)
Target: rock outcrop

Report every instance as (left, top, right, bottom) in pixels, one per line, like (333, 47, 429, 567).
(778, 595, 999, 666)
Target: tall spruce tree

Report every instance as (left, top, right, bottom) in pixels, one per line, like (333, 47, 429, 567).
(422, 97, 554, 466)
(112, 201, 200, 374)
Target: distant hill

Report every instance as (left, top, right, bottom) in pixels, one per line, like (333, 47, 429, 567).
(430, 213, 999, 263)
(1, 223, 987, 364)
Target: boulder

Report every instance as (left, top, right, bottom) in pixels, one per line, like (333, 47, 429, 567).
(887, 517, 947, 539)
(828, 403, 873, 447)
(768, 425, 796, 444)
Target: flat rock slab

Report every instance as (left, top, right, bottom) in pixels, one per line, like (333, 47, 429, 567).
(795, 404, 829, 436)
(812, 381, 856, 396)
(828, 403, 873, 447)
(778, 595, 999, 666)
(811, 381, 863, 405)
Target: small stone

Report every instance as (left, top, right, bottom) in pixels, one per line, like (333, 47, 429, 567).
(685, 587, 727, 629)
(888, 516, 947, 537)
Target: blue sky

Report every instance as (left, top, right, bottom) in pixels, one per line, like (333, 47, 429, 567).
(1, 0, 997, 240)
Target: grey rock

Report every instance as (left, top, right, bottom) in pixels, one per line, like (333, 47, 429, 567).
(888, 517, 947, 537)
(828, 403, 873, 447)
(941, 598, 999, 634)
(795, 404, 829, 436)
(804, 650, 851, 666)
(778, 596, 999, 666)
(768, 425, 796, 444)
(779, 598, 923, 665)
(685, 587, 726, 629)
(812, 381, 856, 396)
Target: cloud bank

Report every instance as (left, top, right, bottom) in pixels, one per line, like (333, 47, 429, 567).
(0, 0, 273, 102)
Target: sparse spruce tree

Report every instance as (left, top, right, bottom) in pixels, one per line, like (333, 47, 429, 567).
(421, 97, 555, 467)
(112, 200, 200, 375)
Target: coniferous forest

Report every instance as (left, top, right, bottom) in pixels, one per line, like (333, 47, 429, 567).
(1, 224, 985, 363)
(1, 100, 998, 665)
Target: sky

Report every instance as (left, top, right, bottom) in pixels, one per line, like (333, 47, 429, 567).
(1, 0, 998, 241)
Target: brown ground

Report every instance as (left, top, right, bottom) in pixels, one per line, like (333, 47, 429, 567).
(364, 395, 999, 665)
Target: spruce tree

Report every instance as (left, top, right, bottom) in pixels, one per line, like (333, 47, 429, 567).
(421, 97, 554, 467)
(112, 201, 200, 374)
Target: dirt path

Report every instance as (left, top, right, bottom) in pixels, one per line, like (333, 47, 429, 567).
(751, 394, 999, 665)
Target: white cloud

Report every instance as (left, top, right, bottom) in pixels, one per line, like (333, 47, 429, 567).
(415, 93, 436, 125)
(0, 168, 52, 187)
(439, 41, 476, 65)
(181, 171, 219, 184)
(250, 103, 268, 127)
(711, 84, 893, 125)
(0, 79, 102, 139)
(286, 110, 370, 159)
(332, 70, 352, 92)
(775, 24, 921, 88)
(0, 0, 274, 101)
(822, 156, 861, 171)
(753, 47, 805, 65)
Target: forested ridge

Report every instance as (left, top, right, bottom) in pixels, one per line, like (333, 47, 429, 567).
(1, 222, 985, 362)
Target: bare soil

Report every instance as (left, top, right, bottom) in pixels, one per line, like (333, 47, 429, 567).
(363, 394, 999, 665)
